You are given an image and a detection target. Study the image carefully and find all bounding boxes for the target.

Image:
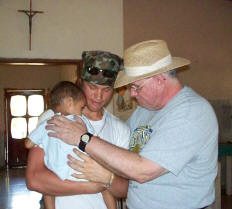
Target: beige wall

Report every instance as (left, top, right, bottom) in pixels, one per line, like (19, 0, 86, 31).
(0, 0, 123, 58)
(123, 0, 232, 100)
(0, 0, 123, 167)
(60, 65, 78, 83)
(0, 64, 114, 167)
(1, 0, 232, 166)
(123, 0, 232, 185)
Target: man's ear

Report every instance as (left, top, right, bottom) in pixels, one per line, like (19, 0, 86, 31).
(154, 74, 166, 85)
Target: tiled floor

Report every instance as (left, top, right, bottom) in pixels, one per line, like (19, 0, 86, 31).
(0, 167, 231, 209)
(0, 168, 43, 209)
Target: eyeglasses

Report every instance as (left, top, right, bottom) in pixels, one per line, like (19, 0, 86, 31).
(129, 78, 152, 93)
(87, 66, 117, 78)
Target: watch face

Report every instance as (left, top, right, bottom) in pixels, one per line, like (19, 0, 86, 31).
(82, 134, 90, 143)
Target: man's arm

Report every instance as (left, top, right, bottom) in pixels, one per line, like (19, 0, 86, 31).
(107, 174, 129, 198)
(43, 195, 55, 209)
(26, 146, 104, 196)
(85, 137, 168, 183)
(68, 149, 129, 198)
(102, 190, 117, 209)
(46, 116, 168, 183)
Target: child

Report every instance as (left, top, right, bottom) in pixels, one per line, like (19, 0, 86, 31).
(25, 81, 114, 209)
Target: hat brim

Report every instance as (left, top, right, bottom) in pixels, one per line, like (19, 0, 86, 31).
(114, 57, 190, 88)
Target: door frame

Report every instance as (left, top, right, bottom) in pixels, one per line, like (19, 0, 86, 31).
(4, 89, 46, 167)
(1, 58, 82, 168)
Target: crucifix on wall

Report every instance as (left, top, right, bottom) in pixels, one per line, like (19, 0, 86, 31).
(18, 0, 44, 50)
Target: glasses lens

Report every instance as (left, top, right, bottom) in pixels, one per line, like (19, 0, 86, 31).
(103, 70, 115, 78)
(87, 67, 100, 75)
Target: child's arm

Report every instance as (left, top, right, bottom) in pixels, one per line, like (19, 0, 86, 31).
(102, 190, 117, 209)
(26, 147, 105, 196)
(25, 138, 36, 149)
(43, 195, 55, 209)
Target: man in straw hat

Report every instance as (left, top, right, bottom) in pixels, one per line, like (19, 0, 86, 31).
(46, 40, 218, 209)
(26, 51, 130, 209)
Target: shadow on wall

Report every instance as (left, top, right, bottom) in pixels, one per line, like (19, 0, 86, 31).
(0, 132, 5, 168)
(208, 99, 232, 143)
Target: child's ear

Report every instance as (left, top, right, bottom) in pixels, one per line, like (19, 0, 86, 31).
(68, 97, 74, 106)
(63, 97, 73, 106)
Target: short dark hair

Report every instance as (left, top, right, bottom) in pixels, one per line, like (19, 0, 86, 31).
(50, 81, 84, 110)
(166, 69, 177, 77)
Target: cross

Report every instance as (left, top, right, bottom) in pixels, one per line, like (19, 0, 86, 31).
(18, 0, 44, 50)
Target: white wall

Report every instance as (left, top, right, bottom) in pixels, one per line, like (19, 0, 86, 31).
(0, 0, 123, 58)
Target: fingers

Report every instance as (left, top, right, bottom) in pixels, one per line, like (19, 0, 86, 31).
(46, 116, 67, 137)
(46, 125, 71, 138)
(73, 116, 85, 125)
(67, 150, 112, 184)
(71, 173, 86, 180)
(73, 116, 88, 132)
(67, 154, 84, 168)
(47, 115, 66, 126)
(73, 148, 89, 161)
(68, 161, 83, 173)
(46, 115, 74, 130)
(45, 115, 83, 145)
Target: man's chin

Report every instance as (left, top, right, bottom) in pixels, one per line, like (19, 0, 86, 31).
(88, 105, 103, 112)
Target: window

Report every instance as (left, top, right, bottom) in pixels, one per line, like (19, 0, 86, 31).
(9, 94, 44, 139)
(9, 94, 45, 139)
(5, 89, 46, 167)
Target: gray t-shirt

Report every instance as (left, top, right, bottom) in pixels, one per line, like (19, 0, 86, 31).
(126, 86, 218, 209)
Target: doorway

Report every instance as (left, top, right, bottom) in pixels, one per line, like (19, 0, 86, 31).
(0, 58, 81, 168)
(5, 89, 46, 167)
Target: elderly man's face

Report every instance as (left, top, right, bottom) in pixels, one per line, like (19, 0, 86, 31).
(82, 80, 113, 112)
(130, 76, 165, 110)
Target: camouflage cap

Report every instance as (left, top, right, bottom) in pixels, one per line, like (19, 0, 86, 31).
(81, 51, 122, 86)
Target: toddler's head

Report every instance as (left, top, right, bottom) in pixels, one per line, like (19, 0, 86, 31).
(50, 81, 86, 116)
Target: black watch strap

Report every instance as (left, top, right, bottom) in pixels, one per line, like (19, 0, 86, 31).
(79, 133, 93, 152)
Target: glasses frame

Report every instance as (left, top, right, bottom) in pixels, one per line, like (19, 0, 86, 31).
(129, 78, 152, 93)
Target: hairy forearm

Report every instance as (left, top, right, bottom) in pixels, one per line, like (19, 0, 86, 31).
(86, 137, 167, 183)
(86, 137, 141, 180)
(26, 147, 104, 196)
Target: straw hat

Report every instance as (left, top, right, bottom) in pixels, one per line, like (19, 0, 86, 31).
(114, 40, 190, 88)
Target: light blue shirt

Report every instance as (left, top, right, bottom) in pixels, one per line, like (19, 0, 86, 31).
(29, 114, 94, 181)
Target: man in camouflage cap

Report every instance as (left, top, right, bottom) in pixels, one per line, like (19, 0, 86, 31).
(26, 50, 130, 209)
(81, 50, 122, 86)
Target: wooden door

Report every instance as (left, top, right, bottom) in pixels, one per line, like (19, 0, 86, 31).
(5, 89, 45, 167)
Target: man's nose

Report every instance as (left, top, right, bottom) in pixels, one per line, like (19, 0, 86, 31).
(95, 89, 103, 100)
(130, 88, 137, 97)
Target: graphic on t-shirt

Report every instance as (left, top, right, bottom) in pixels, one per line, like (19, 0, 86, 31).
(129, 125, 153, 153)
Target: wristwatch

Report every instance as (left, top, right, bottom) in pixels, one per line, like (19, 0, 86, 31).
(79, 132, 93, 152)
